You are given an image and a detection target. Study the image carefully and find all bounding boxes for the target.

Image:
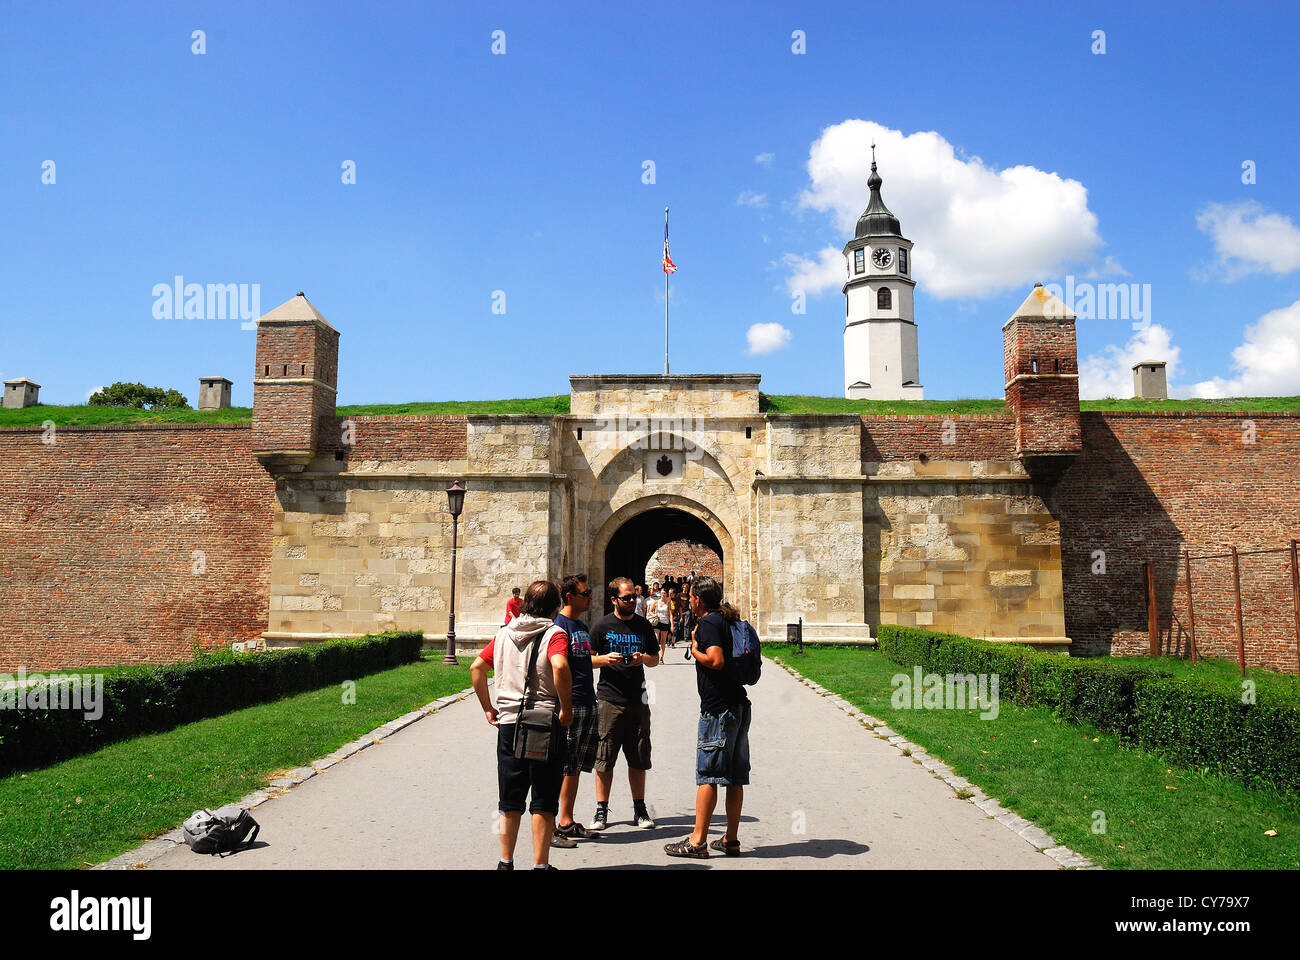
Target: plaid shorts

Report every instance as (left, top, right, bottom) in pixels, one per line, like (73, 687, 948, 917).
(564, 703, 599, 776)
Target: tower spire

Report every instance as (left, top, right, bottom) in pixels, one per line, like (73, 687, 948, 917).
(855, 146, 897, 238)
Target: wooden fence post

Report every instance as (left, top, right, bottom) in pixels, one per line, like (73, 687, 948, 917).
(1290, 539, 1300, 677)
(1231, 545, 1245, 677)
(1145, 562, 1159, 656)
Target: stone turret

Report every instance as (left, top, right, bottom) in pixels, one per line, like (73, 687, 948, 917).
(251, 292, 339, 468)
(1003, 282, 1082, 480)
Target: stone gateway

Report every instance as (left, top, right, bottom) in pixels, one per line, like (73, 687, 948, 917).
(253, 287, 1081, 650)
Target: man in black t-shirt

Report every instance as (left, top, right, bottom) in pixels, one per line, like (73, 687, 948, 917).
(587, 576, 660, 831)
(665, 575, 751, 859)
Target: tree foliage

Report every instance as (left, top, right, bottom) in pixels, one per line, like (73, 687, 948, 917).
(87, 382, 190, 410)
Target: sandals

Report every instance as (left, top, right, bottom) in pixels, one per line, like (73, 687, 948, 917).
(664, 838, 709, 858)
(710, 837, 741, 856)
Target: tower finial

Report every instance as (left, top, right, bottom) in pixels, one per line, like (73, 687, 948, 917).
(871, 141, 876, 166)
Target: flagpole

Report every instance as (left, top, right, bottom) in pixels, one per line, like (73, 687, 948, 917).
(664, 206, 670, 375)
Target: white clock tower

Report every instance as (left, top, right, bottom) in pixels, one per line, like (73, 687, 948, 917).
(843, 148, 923, 399)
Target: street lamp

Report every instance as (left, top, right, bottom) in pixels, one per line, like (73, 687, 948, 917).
(444, 481, 466, 664)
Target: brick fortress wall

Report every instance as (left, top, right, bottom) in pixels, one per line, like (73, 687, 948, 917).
(1057, 411, 1300, 672)
(644, 540, 723, 586)
(0, 424, 274, 670)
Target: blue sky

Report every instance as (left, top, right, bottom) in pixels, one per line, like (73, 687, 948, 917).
(3, 0, 1298, 405)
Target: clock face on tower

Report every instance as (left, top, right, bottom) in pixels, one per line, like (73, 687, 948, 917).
(872, 247, 893, 268)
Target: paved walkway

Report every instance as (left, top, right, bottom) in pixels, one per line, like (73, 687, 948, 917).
(140, 652, 1059, 870)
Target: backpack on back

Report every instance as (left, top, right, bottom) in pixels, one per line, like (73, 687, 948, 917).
(729, 619, 762, 686)
(183, 804, 260, 855)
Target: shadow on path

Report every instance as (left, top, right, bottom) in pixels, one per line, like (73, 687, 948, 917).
(746, 839, 870, 860)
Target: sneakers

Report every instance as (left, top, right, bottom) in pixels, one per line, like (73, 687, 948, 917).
(497, 860, 513, 870)
(533, 863, 559, 871)
(634, 808, 656, 829)
(550, 832, 577, 848)
(588, 807, 609, 832)
(556, 821, 592, 840)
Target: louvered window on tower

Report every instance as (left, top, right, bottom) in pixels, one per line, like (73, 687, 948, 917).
(878, 287, 891, 310)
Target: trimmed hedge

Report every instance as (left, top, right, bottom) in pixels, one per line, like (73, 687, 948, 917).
(0, 632, 424, 776)
(876, 626, 1300, 795)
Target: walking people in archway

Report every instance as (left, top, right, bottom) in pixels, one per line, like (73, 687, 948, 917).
(648, 588, 667, 660)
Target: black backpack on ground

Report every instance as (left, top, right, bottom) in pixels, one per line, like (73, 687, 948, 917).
(183, 805, 261, 855)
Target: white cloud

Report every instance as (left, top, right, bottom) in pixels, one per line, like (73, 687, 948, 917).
(1195, 201, 1300, 279)
(736, 190, 768, 209)
(1190, 299, 1300, 397)
(754, 152, 774, 166)
(746, 322, 791, 355)
(790, 119, 1102, 299)
(1079, 321, 1181, 399)
(782, 246, 843, 296)
(1083, 256, 1131, 279)
(1079, 299, 1300, 400)
(85, 385, 106, 402)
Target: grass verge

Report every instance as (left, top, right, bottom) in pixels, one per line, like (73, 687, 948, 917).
(0, 653, 471, 870)
(769, 645, 1300, 870)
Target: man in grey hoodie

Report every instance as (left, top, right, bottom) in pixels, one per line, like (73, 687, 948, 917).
(470, 580, 574, 870)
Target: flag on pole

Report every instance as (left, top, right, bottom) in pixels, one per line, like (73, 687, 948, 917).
(662, 212, 677, 274)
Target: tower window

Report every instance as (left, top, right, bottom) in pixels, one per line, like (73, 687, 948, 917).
(854, 249, 865, 274)
(1032, 359, 1039, 373)
(301, 364, 305, 375)
(899, 248, 908, 275)
(877, 287, 892, 310)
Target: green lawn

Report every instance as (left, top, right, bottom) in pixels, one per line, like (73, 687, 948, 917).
(7, 394, 1298, 427)
(0, 654, 471, 870)
(770, 645, 1300, 870)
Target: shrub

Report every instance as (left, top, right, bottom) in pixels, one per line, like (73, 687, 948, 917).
(0, 632, 424, 776)
(876, 625, 1300, 794)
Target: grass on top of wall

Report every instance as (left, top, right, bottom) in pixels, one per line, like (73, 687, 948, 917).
(6, 395, 1299, 427)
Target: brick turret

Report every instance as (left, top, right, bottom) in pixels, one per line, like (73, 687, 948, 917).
(252, 292, 339, 468)
(1003, 282, 1081, 481)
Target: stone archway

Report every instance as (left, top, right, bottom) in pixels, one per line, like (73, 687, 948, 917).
(589, 495, 736, 614)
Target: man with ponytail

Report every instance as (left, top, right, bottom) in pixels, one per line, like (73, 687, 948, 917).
(665, 576, 751, 859)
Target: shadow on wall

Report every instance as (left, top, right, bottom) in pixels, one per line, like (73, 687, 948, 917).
(1057, 417, 1183, 660)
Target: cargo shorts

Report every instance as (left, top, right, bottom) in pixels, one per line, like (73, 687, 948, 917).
(696, 699, 751, 786)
